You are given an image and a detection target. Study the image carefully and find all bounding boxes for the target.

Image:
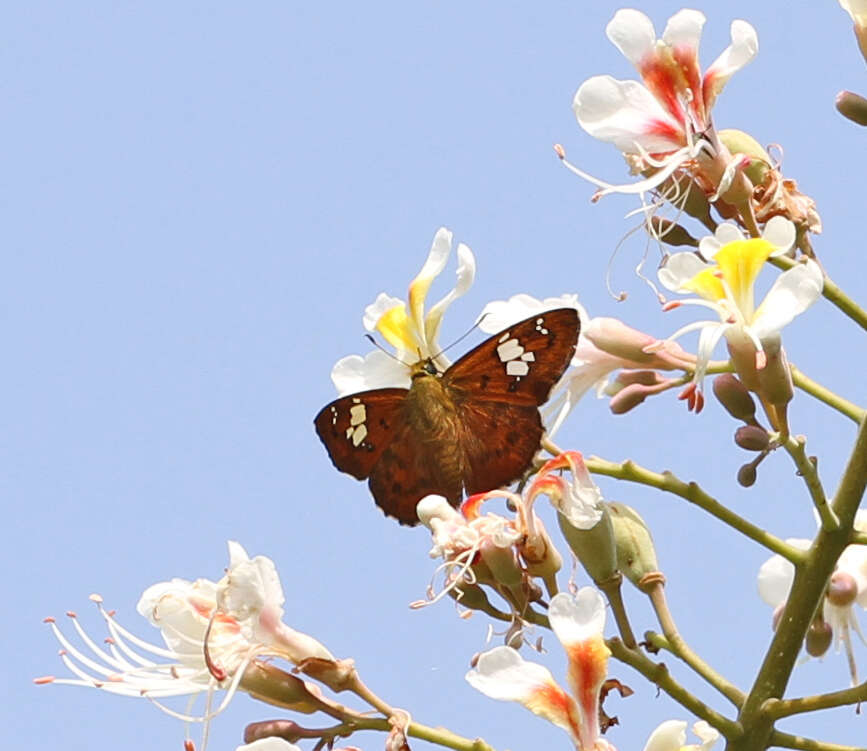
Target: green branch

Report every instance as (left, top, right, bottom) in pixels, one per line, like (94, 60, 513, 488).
(790, 366, 865, 424)
(763, 678, 867, 718)
(606, 638, 741, 740)
(769, 730, 867, 751)
(780, 435, 838, 531)
(584, 457, 800, 561)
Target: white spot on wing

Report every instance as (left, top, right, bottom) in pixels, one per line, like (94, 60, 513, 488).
(497, 338, 524, 362)
(506, 360, 530, 377)
(349, 404, 366, 426)
(351, 423, 368, 446)
(498, 332, 510, 343)
(521, 352, 535, 362)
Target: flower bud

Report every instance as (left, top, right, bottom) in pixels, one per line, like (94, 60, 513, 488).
(239, 662, 321, 714)
(584, 318, 676, 368)
(805, 618, 833, 657)
(756, 334, 793, 408)
(447, 577, 495, 612)
(609, 383, 650, 414)
(836, 90, 867, 126)
(828, 570, 858, 608)
(614, 369, 666, 388)
(712, 373, 756, 421)
(557, 506, 618, 585)
(650, 217, 698, 247)
(734, 425, 770, 452)
(717, 129, 771, 188)
(737, 462, 757, 487)
(607, 501, 660, 590)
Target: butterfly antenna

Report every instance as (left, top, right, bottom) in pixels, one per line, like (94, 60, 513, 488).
(364, 334, 403, 363)
(431, 313, 489, 360)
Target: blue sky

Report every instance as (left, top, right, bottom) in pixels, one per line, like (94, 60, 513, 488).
(6, 2, 867, 750)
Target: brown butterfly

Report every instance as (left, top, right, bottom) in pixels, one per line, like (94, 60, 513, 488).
(314, 308, 580, 525)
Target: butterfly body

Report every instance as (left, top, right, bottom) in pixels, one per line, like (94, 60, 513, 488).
(315, 308, 580, 525)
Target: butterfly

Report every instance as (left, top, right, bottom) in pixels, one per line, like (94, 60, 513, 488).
(314, 308, 580, 525)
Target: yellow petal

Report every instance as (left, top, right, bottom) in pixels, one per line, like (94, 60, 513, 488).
(714, 238, 774, 313)
(682, 268, 725, 301)
(375, 303, 417, 353)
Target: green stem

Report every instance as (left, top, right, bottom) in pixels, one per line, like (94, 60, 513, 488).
(606, 637, 741, 739)
(790, 365, 865, 423)
(780, 435, 838, 531)
(762, 679, 867, 718)
(598, 574, 637, 649)
(769, 256, 867, 333)
(644, 579, 744, 708)
(726, 417, 867, 751)
(584, 457, 800, 561)
(769, 730, 866, 751)
(306, 717, 497, 751)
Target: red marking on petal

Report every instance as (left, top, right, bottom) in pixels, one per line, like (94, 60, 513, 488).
(461, 493, 488, 521)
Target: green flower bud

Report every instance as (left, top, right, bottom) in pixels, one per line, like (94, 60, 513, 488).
(734, 425, 771, 452)
(557, 507, 617, 585)
(718, 128, 771, 187)
(650, 217, 698, 247)
(756, 334, 794, 408)
(607, 501, 660, 590)
(836, 90, 867, 127)
(712, 373, 756, 421)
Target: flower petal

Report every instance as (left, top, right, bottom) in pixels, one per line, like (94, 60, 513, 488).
(329, 351, 410, 395)
(762, 216, 796, 256)
(661, 9, 706, 50)
(606, 8, 657, 66)
(466, 646, 580, 740)
(699, 223, 745, 259)
(757, 541, 811, 606)
(642, 720, 688, 751)
(424, 241, 476, 352)
(702, 19, 758, 113)
(549, 588, 606, 647)
(751, 260, 823, 340)
(478, 293, 585, 333)
(407, 228, 453, 348)
(574, 75, 685, 154)
(658, 252, 711, 292)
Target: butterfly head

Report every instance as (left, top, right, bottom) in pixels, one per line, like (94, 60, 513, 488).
(409, 358, 442, 381)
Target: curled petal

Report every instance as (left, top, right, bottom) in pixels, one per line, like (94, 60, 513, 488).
(702, 19, 758, 112)
(425, 242, 476, 351)
(690, 720, 721, 751)
(549, 589, 606, 647)
(606, 9, 657, 66)
(329, 351, 410, 395)
(658, 252, 710, 291)
(363, 293, 405, 333)
(574, 76, 684, 154)
(478, 293, 585, 334)
(643, 720, 688, 751)
(466, 646, 581, 740)
(408, 228, 453, 344)
(763, 216, 796, 256)
(752, 260, 823, 340)
(662, 9, 705, 50)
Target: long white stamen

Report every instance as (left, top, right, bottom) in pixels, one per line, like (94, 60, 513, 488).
(97, 604, 178, 660)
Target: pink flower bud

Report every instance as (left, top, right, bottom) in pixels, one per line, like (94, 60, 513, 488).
(828, 571, 858, 607)
(805, 618, 833, 657)
(614, 369, 666, 388)
(609, 383, 649, 414)
(734, 425, 770, 452)
(585, 318, 687, 369)
(712, 373, 756, 421)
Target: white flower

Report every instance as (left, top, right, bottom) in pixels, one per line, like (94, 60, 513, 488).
(37, 542, 331, 751)
(330, 228, 476, 394)
(565, 9, 758, 200)
(658, 218, 821, 400)
(758, 513, 867, 684)
(528, 451, 605, 531)
(643, 720, 719, 751)
(466, 588, 613, 751)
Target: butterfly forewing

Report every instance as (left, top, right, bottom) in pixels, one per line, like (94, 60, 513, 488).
(314, 389, 407, 480)
(444, 308, 580, 405)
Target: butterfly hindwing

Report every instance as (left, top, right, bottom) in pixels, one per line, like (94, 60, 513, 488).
(444, 308, 580, 406)
(313, 389, 407, 480)
(368, 422, 463, 525)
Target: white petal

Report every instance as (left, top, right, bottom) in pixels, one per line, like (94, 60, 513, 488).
(606, 9, 657, 66)
(363, 292, 404, 332)
(693, 323, 728, 383)
(477, 293, 585, 333)
(417, 494, 462, 527)
(658, 252, 709, 291)
(549, 588, 606, 647)
(751, 260, 823, 339)
(574, 76, 684, 154)
(661, 9, 706, 50)
(757, 548, 805, 607)
(466, 646, 556, 701)
(236, 739, 301, 751)
(762, 216, 796, 255)
(417, 227, 453, 283)
(642, 720, 687, 751)
(329, 351, 410, 395)
(691, 720, 720, 750)
(425, 242, 477, 347)
(703, 19, 758, 112)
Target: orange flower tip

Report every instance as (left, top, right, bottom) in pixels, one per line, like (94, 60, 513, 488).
(694, 391, 705, 413)
(43, 616, 56, 624)
(107, 610, 116, 617)
(185, 740, 197, 751)
(554, 143, 566, 159)
(65, 611, 77, 619)
(58, 649, 67, 657)
(677, 383, 696, 401)
(104, 637, 116, 645)
(408, 600, 427, 610)
(661, 300, 681, 311)
(33, 676, 55, 685)
(89, 593, 104, 604)
(459, 610, 473, 620)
